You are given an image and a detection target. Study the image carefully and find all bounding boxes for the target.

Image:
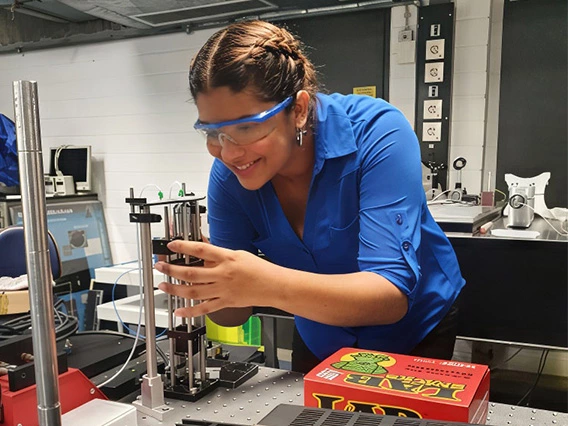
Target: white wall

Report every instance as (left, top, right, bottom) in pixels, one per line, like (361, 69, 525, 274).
(0, 29, 217, 263)
(389, 0, 567, 378)
(390, 0, 495, 195)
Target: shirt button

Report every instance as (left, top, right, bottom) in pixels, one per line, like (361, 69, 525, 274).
(396, 214, 403, 225)
(402, 241, 410, 251)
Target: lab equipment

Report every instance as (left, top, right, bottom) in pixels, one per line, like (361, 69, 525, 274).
(508, 183, 535, 228)
(125, 186, 257, 420)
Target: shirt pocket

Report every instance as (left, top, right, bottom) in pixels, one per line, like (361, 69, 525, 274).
(331, 167, 360, 230)
(328, 216, 360, 272)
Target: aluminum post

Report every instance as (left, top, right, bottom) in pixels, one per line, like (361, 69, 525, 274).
(12, 80, 62, 426)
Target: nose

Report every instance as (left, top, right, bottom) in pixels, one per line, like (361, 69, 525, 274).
(219, 137, 246, 162)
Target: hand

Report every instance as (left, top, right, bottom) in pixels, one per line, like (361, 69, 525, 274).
(154, 241, 274, 318)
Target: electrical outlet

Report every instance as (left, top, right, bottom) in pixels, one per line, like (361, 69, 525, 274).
(425, 62, 444, 83)
(398, 29, 414, 42)
(423, 100, 443, 119)
(426, 39, 445, 60)
(422, 122, 442, 142)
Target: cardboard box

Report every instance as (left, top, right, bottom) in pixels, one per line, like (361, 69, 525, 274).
(304, 347, 490, 424)
(0, 290, 30, 315)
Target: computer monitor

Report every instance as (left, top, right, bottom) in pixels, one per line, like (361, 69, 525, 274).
(49, 145, 92, 192)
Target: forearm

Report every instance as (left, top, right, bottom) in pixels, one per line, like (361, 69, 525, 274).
(261, 265, 408, 327)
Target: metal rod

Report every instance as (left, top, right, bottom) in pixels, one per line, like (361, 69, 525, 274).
(181, 203, 194, 388)
(164, 205, 176, 386)
(12, 80, 62, 426)
(139, 205, 158, 379)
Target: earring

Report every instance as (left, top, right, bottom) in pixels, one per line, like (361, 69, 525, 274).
(296, 128, 307, 147)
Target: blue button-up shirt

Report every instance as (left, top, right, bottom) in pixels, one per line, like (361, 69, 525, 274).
(207, 93, 465, 360)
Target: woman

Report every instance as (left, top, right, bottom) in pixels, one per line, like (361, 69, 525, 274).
(155, 20, 465, 373)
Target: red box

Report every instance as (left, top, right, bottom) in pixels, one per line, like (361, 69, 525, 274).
(304, 348, 490, 424)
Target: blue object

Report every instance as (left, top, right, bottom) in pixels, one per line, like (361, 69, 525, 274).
(0, 225, 61, 279)
(0, 114, 19, 187)
(194, 96, 292, 130)
(207, 93, 466, 360)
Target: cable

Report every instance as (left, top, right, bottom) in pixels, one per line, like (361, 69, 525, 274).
(489, 347, 523, 371)
(98, 221, 167, 387)
(495, 188, 507, 202)
(53, 145, 69, 177)
(139, 184, 164, 201)
(518, 203, 568, 236)
(428, 189, 451, 203)
(77, 330, 169, 369)
(110, 268, 167, 339)
(516, 349, 549, 406)
(168, 181, 185, 199)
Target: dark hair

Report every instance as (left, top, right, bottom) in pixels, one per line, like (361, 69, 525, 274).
(189, 20, 319, 119)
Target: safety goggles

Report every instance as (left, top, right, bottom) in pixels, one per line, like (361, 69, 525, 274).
(194, 96, 293, 147)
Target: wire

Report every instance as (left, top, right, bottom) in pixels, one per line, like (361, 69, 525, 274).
(53, 145, 69, 177)
(495, 189, 507, 202)
(516, 349, 549, 406)
(519, 203, 568, 236)
(98, 221, 167, 387)
(77, 330, 169, 369)
(110, 268, 167, 339)
(489, 347, 523, 371)
(139, 184, 164, 201)
(168, 181, 185, 199)
(428, 189, 451, 203)
(97, 226, 145, 389)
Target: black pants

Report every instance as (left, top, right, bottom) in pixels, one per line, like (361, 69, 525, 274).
(291, 293, 462, 374)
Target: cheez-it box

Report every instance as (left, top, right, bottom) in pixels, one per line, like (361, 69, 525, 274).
(304, 348, 490, 424)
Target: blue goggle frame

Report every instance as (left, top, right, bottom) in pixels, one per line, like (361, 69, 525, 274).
(193, 96, 293, 131)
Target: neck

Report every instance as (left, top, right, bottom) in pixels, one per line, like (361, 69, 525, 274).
(274, 130, 315, 184)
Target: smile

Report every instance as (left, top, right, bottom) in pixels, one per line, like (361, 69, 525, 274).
(235, 160, 258, 171)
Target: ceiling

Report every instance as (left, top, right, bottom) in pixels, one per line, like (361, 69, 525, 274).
(4, 0, 410, 27)
(0, 0, 414, 52)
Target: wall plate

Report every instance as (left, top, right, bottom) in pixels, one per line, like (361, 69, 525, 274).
(423, 99, 443, 119)
(425, 62, 444, 83)
(422, 122, 442, 141)
(426, 39, 445, 60)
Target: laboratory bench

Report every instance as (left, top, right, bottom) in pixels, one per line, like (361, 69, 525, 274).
(112, 366, 568, 426)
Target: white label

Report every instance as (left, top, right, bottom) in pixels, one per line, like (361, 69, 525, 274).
(423, 100, 443, 119)
(428, 85, 439, 97)
(430, 24, 441, 37)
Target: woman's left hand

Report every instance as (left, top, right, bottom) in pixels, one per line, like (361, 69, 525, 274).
(154, 240, 275, 318)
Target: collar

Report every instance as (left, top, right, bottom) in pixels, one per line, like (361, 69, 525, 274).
(313, 94, 358, 174)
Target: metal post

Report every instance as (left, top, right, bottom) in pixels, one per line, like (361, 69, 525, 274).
(190, 200, 207, 381)
(164, 205, 176, 387)
(12, 80, 62, 426)
(181, 203, 194, 389)
(138, 205, 165, 409)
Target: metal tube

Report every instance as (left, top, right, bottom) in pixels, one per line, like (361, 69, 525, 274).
(164, 205, 176, 386)
(12, 80, 62, 426)
(139, 205, 158, 379)
(181, 203, 194, 388)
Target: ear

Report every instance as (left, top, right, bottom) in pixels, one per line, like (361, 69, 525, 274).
(293, 90, 310, 129)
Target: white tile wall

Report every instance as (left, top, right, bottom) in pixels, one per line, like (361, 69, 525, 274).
(483, 0, 505, 191)
(389, 1, 492, 195)
(454, 0, 491, 20)
(454, 18, 490, 47)
(0, 29, 217, 263)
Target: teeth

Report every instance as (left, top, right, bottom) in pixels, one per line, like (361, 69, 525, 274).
(236, 161, 255, 170)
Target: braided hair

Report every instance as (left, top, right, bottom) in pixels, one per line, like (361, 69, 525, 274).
(189, 21, 319, 122)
